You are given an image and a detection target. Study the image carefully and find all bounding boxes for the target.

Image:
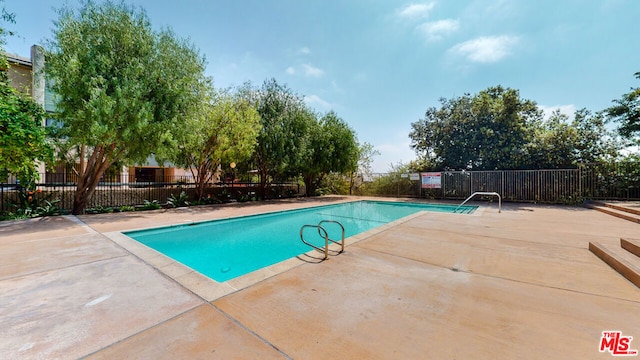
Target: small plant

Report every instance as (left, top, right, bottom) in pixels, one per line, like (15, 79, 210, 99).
(36, 200, 64, 217)
(168, 191, 190, 208)
(202, 193, 221, 205)
(9, 188, 48, 217)
(85, 205, 114, 214)
(0, 212, 29, 221)
(6, 188, 69, 218)
(118, 205, 135, 212)
(139, 199, 162, 211)
(314, 187, 329, 196)
(219, 189, 230, 202)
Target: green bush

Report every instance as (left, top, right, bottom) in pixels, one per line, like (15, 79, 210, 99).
(36, 200, 65, 216)
(167, 191, 190, 208)
(85, 206, 114, 214)
(139, 200, 162, 211)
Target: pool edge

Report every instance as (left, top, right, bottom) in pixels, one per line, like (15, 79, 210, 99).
(102, 206, 439, 302)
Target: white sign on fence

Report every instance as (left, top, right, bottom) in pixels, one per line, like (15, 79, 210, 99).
(410, 173, 420, 181)
(421, 172, 442, 189)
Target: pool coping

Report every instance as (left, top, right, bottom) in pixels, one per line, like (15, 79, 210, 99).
(103, 201, 481, 302)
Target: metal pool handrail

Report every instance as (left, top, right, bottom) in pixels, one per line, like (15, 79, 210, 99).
(300, 224, 329, 259)
(318, 220, 345, 253)
(300, 220, 346, 259)
(457, 191, 501, 213)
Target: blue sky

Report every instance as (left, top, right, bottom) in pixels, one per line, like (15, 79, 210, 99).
(4, 0, 639, 172)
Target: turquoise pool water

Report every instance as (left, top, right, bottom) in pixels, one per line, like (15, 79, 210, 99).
(124, 201, 476, 282)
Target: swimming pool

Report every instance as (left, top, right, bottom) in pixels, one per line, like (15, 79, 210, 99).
(124, 201, 476, 282)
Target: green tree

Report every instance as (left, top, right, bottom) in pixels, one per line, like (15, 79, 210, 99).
(302, 111, 359, 196)
(46, 1, 206, 214)
(0, 83, 53, 187)
(409, 86, 542, 170)
(528, 109, 620, 168)
(527, 110, 578, 168)
(169, 86, 261, 200)
(250, 78, 314, 197)
(607, 72, 640, 139)
(0, 2, 53, 187)
(571, 109, 620, 164)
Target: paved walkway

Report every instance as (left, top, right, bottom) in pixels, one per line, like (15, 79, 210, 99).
(1, 198, 639, 359)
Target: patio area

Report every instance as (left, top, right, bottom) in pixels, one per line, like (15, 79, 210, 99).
(1, 197, 639, 359)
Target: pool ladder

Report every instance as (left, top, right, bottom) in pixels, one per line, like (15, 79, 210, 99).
(300, 220, 345, 260)
(456, 191, 501, 213)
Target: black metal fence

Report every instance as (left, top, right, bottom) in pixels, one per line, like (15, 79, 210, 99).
(2, 164, 639, 215)
(0, 174, 303, 214)
(356, 165, 640, 203)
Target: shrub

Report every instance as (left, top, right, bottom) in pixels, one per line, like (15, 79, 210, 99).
(139, 200, 162, 211)
(85, 206, 114, 214)
(36, 200, 65, 217)
(167, 191, 190, 208)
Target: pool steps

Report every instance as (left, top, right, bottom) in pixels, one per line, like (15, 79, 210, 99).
(589, 238, 640, 289)
(585, 201, 640, 224)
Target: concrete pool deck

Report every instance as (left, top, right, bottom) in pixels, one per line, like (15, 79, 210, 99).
(1, 197, 640, 359)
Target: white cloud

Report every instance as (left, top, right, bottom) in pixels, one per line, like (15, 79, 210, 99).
(539, 104, 577, 120)
(449, 35, 519, 63)
(285, 64, 324, 77)
(298, 47, 311, 55)
(304, 94, 331, 109)
(331, 80, 345, 93)
(416, 19, 459, 41)
(302, 64, 324, 77)
(398, 3, 436, 19)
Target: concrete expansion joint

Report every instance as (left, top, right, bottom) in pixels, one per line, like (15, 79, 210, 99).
(2, 254, 129, 282)
(208, 302, 294, 360)
(80, 304, 203, 358)
(366, 246, 640, 303)
(62, 215, 99, 234)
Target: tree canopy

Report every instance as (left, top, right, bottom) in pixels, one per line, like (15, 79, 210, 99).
(302, 111, 359, 195)
(168, 85, 261, 200)
(0, 74, 53, 186)
(248, 78, 314, 196)
(527, 109, 619, 168)
(409, 86, 621, 171)
(409, 86, 542, 170)
(0, 2, 53, 187)
(46, 0, 207, 214)
(607, 72, 640, 140)
(238, 79, 361, 197)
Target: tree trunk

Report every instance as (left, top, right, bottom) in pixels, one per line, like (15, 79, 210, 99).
(304, 174, 316, 197)
(349, 172, 354, 195)
(72, 171, 104, 215)
(195, 164, 208, 201)
(259, 169, 268, 199)
(71, 144, 118, 215)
